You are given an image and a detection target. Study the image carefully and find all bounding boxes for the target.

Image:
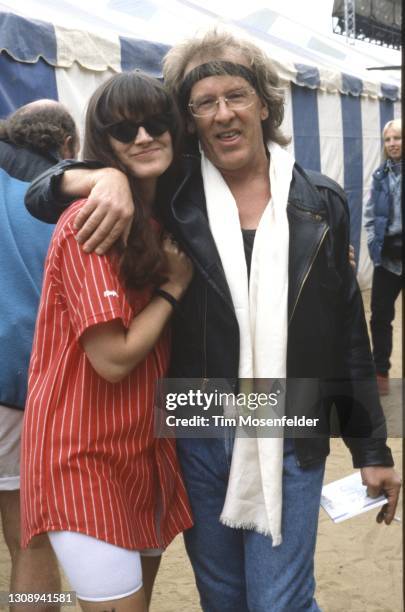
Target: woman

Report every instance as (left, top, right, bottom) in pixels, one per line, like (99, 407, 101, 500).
(364, 118, 402, 396)
(20, 73, 193, 612)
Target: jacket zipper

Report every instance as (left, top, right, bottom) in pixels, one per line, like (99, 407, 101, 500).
(202, 285, 208, 379)
(289, 226, 329, 326)
(289, 209, 328, 467)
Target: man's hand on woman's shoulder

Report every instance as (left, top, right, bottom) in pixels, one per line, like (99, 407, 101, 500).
(73, 167, 134, 254)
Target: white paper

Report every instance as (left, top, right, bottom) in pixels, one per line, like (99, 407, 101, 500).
(321, 471, 387, 523)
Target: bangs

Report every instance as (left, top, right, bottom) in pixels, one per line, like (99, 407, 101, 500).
(83, 69, 183, 167)
(96, 73, 172, 127)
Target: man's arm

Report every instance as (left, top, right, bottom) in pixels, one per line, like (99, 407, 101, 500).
(67, 167, 134, 254)
(320, 180, 401, 524)
(25, 160, 99, 223)
(25, 162, 134, 253)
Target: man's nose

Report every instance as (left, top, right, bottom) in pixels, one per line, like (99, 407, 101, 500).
(135, 126, 154, 143)
(214, 97, 235, 121)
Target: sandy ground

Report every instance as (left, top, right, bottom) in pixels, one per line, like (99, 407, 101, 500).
(0, 289, 402, 611)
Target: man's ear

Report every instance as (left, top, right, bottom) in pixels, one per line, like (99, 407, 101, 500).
(260, 104, 269, 121)
(60, 134, 76, 159)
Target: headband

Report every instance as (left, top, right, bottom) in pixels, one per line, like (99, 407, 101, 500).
(179, 61, 258, 110)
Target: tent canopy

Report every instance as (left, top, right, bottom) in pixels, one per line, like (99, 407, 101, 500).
(0, 1, 400, 98)
(0, 3, 401, 288)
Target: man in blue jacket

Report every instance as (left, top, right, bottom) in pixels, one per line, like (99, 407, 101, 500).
(0, 100, 78, 607)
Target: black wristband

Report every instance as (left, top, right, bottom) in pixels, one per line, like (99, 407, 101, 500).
(154, 288, 179, 311)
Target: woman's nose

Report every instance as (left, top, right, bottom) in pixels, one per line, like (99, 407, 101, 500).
(135, 126, 154, 143)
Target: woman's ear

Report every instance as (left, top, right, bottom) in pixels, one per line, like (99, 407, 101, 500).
(187, 117, 196, 134)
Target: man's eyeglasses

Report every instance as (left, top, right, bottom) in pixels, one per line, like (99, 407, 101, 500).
(105, 112, 173, 143)
(188, 88, 256, 117)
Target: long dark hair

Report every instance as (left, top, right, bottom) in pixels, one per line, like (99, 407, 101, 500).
(83, 71, 183, 289)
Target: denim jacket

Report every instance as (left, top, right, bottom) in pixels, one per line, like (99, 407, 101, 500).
(364, 160, 402, 274)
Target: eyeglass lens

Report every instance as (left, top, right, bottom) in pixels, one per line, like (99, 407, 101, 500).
(190, 89, 255, 116)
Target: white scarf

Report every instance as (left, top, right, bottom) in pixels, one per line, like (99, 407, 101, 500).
(201, 142, 294, 546)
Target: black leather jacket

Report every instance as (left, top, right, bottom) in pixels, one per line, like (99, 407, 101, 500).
(25, 156, 394, 469)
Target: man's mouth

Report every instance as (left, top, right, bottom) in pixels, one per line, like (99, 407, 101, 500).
(216, 130, 241, 142)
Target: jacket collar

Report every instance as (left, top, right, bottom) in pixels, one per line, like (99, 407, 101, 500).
(169, 155, 233, 307)
(169, 154, 328, 319)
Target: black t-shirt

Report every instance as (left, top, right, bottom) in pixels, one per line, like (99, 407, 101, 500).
(242, 228, 256, 278)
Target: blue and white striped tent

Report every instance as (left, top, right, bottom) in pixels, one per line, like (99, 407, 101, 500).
(0, 6, 401, 287)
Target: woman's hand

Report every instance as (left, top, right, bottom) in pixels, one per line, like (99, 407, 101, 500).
(81, 237, 193, 384)
(160, 235, 194, 299)
(73, 168, 134, 254)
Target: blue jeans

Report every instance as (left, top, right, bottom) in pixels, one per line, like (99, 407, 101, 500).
(177, 435, 325, 612)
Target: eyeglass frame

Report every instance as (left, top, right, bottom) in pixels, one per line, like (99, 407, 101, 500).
(188, 88, 257, 117)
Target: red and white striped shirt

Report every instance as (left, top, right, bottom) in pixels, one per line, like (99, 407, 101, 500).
(21, 200, 192, 550)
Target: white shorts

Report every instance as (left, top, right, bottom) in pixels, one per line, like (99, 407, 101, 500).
(48, 531, 162, 602)
(0, 405, 23, 490)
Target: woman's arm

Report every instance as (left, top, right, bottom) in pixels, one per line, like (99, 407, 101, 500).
(81, 289, 179, 383)
(363, 177, 377, 244)
(80, 238, 193, 383)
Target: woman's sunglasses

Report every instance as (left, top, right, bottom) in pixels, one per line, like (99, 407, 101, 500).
(105, 112, 173, 144)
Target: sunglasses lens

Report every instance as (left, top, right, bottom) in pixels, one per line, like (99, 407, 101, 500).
(107, 113, 173, 143)
(108, 122, 138, 143)
(143, 113, 172, 136)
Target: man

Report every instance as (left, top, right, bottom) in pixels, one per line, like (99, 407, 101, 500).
(25, 32, 400, 612)
(0, 100, 79, 609)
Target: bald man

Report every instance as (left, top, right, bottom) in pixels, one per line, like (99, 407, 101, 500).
(0, 100, 79, 610)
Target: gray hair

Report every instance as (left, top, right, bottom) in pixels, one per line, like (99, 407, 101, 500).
(163, 29, 290, 146)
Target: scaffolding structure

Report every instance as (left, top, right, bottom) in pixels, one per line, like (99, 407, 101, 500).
(343, 0, 356, 43)
(333, 0, 401, 49)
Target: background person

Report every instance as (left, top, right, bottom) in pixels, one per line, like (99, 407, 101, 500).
(364, 118, 402, 396)
(25, 31, 401, 612)
(20, 72, 193, 612)
(0, 99, 78, 609)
